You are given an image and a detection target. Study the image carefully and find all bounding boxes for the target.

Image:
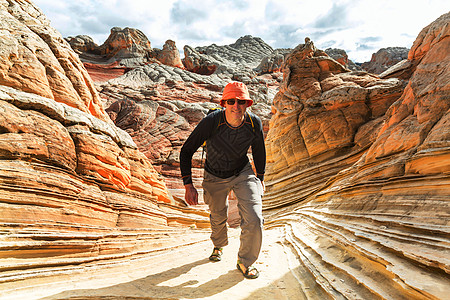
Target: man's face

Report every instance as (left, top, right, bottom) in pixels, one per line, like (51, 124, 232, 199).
(224, 98, 248, 119)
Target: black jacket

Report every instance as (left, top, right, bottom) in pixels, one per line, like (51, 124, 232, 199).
(180, 109, 265, 185)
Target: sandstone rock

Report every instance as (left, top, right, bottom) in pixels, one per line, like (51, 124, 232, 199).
(263, 13, 450, 300)
(325, 47, 361, 71)
(361, 46, 409, 74)
(157, 40, 184, 69)
(193, 35, 274, 80)
(0, 3, 212, 298)
(263, 36, 405, 209)
(0, 99, 77, 171)
(183, 45, 218, 75)
(97, 27, 153, 67)
(254, 49, 289, 74)
(66, 35, 99, 54)
(82, 60, 130, 82)
(0, 0, 110, 122)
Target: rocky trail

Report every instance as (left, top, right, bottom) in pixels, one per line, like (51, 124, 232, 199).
(20, 228, 305, 300)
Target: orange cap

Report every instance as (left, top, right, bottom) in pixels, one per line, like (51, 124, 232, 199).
(220, 81, 253, 107)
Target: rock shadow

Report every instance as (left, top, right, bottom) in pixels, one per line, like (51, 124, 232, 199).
(41, 258, 244, 299)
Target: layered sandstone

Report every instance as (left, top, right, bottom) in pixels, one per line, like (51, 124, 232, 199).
(264, 13, 450, 299)
(0, 0, 109, 122)
(264, 38, 405, 209)
(2, 0, 449, 299)
(0, 1, 210, 297)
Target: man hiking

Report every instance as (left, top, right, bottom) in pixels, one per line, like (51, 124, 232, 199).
(180, 81, 266, 279)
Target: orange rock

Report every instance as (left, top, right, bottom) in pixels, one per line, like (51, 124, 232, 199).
(0, 0, 110, 123)
(265, 39, 404, 195)
(157, 40, 185, 69)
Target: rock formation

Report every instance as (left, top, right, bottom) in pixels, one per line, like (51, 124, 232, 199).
(0, 1, 210, 297)
(66, 34, 99, 54)
(325, 47, 361, 71)
(184, 35, 274, 81)
(66, 27, 163, 82)
(361, 46, 409, 74)
(96, 27, 153, 67)
(263, 13, 450, 299)
(0, 0, 109, 122)
(156, 39, 184, 69)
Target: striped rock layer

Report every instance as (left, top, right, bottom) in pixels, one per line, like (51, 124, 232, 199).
(0, 0, 209, 296)
(263, 12, 450, 299)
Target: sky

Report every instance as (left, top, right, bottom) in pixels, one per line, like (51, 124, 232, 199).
(33, 0, 449, 63)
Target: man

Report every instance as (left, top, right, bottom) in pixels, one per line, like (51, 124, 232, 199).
(180, 81, 266, 279)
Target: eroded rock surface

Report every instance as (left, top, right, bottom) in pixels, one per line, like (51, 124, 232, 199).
(0, 2, 210, 297)
(0, 0, 109, 122)
(2, 1, 449, 299)
(264, 13, 450, 299)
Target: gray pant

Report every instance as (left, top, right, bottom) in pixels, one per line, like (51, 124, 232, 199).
(202, 163, 264, 268)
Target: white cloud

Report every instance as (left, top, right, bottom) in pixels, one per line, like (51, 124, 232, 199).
(33, 0, 449, 62)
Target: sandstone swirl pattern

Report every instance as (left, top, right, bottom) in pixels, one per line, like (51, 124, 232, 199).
(264, 13, 450, 299)
(0, 0, 210, 295)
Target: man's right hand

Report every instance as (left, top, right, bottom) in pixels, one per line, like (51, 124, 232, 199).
(184, 183, 199, 206)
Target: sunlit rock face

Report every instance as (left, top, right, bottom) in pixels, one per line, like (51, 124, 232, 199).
(264, 38, 405, 208)
(264, 13, 450, 299)
(0, 0, 109, 122)
(0, 1, 210, 294)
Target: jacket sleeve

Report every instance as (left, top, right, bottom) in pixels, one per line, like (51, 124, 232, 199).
(251, 115, 266, 181)
(179, 114, 216, 185)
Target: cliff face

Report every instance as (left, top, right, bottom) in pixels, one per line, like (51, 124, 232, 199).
(0, 0, 209, 295)
(264, 12, 450, 299)
(0, 0, 109, 122)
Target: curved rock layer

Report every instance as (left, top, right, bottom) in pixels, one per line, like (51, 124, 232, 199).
(264, 12, 450, 299)
(0, 0, 109, 122)
(0, 1, 210, 295)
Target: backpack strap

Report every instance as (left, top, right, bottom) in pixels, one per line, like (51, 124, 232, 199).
(246, 112, 256, 133)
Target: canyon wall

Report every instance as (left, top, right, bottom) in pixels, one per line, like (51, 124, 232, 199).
(0, 0, 209, 296)
(264, 12, 450, 299)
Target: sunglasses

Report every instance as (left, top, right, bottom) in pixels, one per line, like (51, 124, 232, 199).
(225, 99, 248, 105)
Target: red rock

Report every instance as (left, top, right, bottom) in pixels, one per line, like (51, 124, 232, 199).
(83, 61, 129, 82)
(98, 27, 152, 60)
(157, 40, 184, 69)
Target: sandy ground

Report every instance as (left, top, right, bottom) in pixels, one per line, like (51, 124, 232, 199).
(30, 228, 304, 300)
